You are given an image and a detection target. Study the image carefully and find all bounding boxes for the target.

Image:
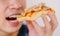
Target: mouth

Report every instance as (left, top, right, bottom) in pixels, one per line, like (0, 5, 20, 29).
(6, 16, 17, 21)
(5, 14, 21, 26)
(6, 13, 21, 21)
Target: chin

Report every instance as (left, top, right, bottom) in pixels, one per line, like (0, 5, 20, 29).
(1, 24, 22, 33)
(2, 27, 20, 33)
(3, 21, 22, 33)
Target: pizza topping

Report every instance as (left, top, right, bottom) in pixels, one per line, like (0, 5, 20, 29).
(17, 3, 55, 21)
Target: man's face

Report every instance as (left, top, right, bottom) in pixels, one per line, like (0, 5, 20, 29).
(0, 0, 26, 33)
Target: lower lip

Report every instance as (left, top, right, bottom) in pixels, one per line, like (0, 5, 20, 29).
(7, 20, 19, 27)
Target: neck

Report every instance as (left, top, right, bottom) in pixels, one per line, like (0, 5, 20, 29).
(0, 30, 18, 36)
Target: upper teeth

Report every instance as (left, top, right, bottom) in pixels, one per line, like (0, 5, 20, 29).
(9, 15, 17, 18)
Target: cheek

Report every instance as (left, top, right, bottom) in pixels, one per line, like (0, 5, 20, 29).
(0, 4, 6, 21)
(0, 2, 9, 17)
(20, 0, 26, 9)
(0, 3, 8, 12)
(0, 3, 8, 26)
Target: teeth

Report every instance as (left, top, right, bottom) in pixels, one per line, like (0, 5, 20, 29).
(6, 15, 17, 20)
(9, 15, 17, 18)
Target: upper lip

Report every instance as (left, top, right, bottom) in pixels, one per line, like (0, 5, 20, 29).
(6, 13, 21, 17)
(10, 13, 21, 16)
(5, 9, 24, 17)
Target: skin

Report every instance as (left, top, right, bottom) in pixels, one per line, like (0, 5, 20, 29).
(0, 0, 58, 36)
(0, 0, 26, 36)
(26, 12, 58, 36)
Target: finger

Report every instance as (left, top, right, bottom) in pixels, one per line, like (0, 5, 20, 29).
(31, 20, 45, 36)
(26, 20, 38, 36)
(26, 20, 42, 31)
(48, 12, 58, 30)
(31, 20, 42, 30)
(26, 20, 44, 33)
(26, 20, 34, 30)
(41, 14, 52, 31)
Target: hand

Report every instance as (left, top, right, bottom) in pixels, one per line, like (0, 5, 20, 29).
(26, 12, 58, 36)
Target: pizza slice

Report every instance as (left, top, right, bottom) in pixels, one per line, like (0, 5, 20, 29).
(17, 3, 55, 21)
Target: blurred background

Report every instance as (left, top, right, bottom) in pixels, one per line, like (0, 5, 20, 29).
(26, 0, 60, 36)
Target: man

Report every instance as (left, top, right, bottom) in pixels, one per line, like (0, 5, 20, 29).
(0, 0, 58, 36)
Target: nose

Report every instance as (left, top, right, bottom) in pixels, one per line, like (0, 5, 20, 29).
(9, 2, 22, 9)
